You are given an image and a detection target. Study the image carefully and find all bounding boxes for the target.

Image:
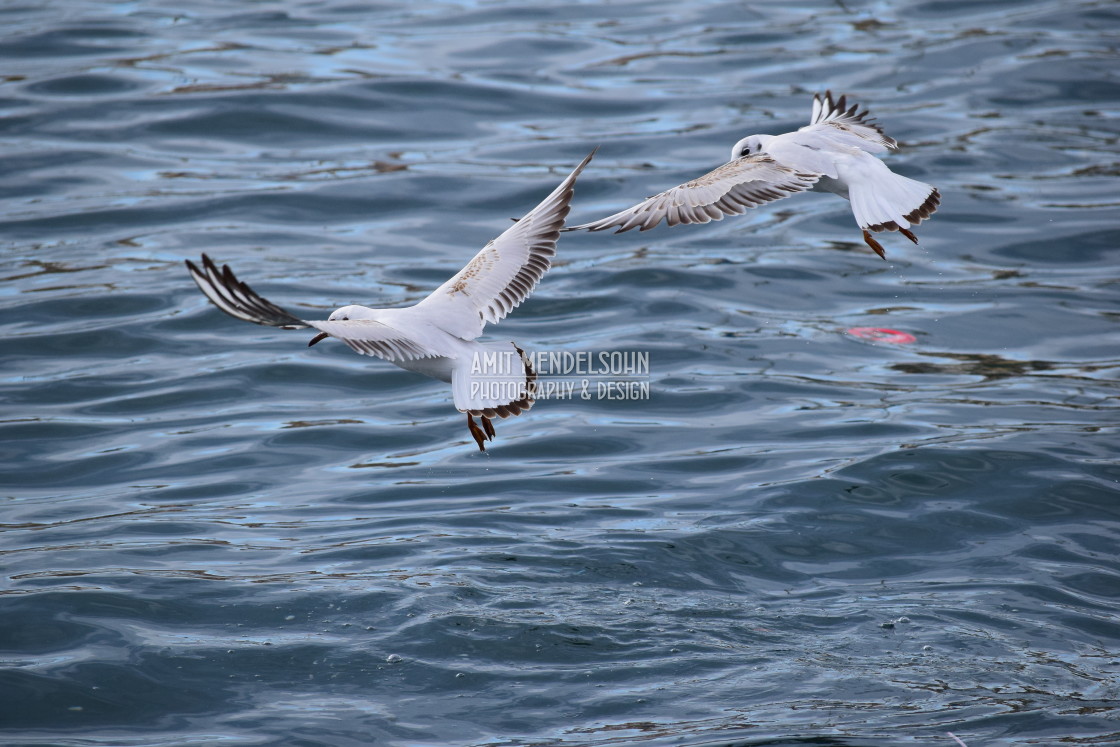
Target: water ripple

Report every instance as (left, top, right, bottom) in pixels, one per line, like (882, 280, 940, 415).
(2, 0, 1119, 745)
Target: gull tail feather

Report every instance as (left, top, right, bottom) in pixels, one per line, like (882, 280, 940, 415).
(451, 342, 536, 418)
(851, 171, 939, 234)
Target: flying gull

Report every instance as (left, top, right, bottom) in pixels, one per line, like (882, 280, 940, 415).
(187, 150, 595, 451)
(570, 91, 939, 258)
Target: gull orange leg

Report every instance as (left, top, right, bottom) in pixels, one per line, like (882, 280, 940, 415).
(899, 227, 919, 244)
(862, 230, 887, 260)
(466, 413, 495, 452)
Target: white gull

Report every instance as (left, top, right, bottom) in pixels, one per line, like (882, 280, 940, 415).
(570, 91, 939, 258)
(186, 150, 594, 451)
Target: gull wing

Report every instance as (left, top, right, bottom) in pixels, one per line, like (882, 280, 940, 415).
(569, 154, 819, 233)
(186, 253, 308, 330)
(414, 150, 595, 341)
(799, 90, 897, 153)
(186, 254, 431, 362)
(304, 318, 434, 360)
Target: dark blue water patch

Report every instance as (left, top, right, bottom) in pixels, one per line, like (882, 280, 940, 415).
(612, 737, 894, 747)
(25, 73, 143, 97)
(0, 606, 104, 656)
(1058, 568, 1120, 600)
(455, 36, 598, 72)
(783, 421, 927, 445)
(263, 419, 436, 456)
(14, 291, 171, 324)
(0, 150, 164, 205)
(5, 371, 175, 409)
(637, 451, 763, 475)
(1078, 6, 1120, 27)
(190, 10, 307, 30)
(294, 536, 431, 567)
(75, 382, 236, 419)
(995, 475, 1120, 521)
(137, 445, 333, 486)
(7, 448, 154, 490)
(589, 266, 738, 292)
(0, 96, 29, 114)
(1044, 68, 1120, 105)
(655, 531, 803, 588)
(335, 472, 655, 507)
(0, 422, 134, 493)
(8, 325, 158, 360)
(0, 172, 107, 201)
(0, 182, 431, 241)
(708, 31, 804, 48)
(0, 113, 40, 137)
(362, 76, 659, 120)
(0, 659, 238, 730)
(397, 614, 664, 670)
(741, 265, 831, 283)
(0, 420, 114, 455)
(485, 427, 648, 461)
(132, 480, 270, 503)
(992, 227, 1120, 264)
(979, 2, 1116, 31)
(682, 449, 1120, 577)
(1028, 527, 1120, 563)
(0, 26, 142, 59)
(140, 103, 401, 146)
(617, 383, 749, 417)
(176, 356, 442, 413)
(316, 2, 402, 18)
(7, 85, 476, 149)
(0, 148, 124, 183)
(400, 2, 616, 30)
(0, 200, 212, 242)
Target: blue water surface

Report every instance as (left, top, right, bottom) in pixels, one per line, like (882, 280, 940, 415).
(2, 1, 1119, 745)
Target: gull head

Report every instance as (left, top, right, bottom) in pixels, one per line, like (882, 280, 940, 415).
(327, 304, 369, 322)
(730, 134, 768, 161)
(309, 304, 374, 347)
(328, 304, 382, 322)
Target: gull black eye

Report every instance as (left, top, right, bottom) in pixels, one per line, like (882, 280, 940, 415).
(739, 146, 751, 157)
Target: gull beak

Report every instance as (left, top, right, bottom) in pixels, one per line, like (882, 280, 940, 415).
(308, 331, 330, 347)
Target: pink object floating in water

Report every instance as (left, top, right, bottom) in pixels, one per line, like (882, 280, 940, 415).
(846, 327, 917, 344)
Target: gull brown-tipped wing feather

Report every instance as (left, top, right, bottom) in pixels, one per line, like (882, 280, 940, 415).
(303, 318, 435, 361)
(569, 154, 819, 233)
(415, 150, 595, 340)
(803, 90, 897, 151)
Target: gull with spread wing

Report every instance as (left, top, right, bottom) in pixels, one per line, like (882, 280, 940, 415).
(570, 91, 939, 258)
(187, 150, 594, 451)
